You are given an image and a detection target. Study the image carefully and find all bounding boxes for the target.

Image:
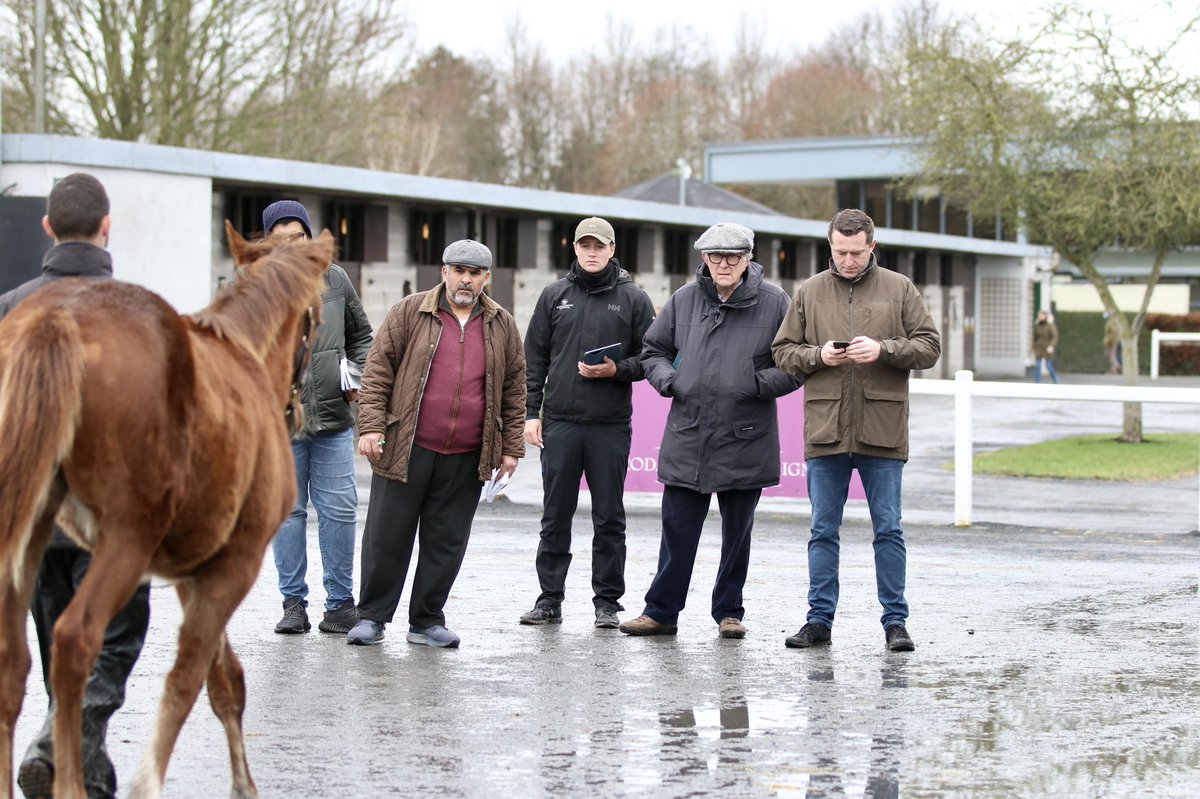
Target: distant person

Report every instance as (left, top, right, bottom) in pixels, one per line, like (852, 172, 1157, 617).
(264, 200, 374, 637)
(618, 222, 801, 640)
(348, 240, 526, 648)
(1032, 309, 1059, 384)
(772, 208, 940, 653)
(519, 217, 656, 630)
(1103, 312, 1122, 374)
(0, 173, 150, 799)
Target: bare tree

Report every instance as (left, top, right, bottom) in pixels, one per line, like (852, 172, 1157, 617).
(895, 1, 1200, 441)
(497, 17, 560, 188)
(0, 0, 407, 158)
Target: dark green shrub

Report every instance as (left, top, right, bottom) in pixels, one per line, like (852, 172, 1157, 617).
(1047, 311, 1200, 375)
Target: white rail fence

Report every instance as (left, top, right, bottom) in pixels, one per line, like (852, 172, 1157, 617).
(910, 371, 1200, 529)
(1150, 330, 1200, 380)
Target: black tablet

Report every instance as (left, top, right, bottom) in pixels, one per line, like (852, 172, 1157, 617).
(583, 342, 624, 365)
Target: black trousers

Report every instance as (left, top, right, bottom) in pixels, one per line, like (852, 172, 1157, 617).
(642, 485, 761, 626)
(535, 419, 630, 612)
(357, 446, 483, 629)
(28, 546, 151, 799)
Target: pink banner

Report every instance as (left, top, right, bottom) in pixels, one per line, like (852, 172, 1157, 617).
(624, 382, 865, 500)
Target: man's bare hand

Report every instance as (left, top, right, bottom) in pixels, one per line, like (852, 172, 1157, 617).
(845, 336, 882, 364)
(578, 357, 617, 379)
(524, 419, 543, 448)
(821, 341, 850, 366)
(358, 432, 385, 461)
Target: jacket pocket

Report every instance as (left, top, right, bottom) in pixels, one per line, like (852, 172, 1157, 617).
(376, 414, 404, 470)
(802, 376, 841, 445)
(731, 419, 769, 440)
(666, 403, 700, 434)
(858, 384, 907, 449)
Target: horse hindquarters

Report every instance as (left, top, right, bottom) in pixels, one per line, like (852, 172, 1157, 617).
(0, 307, 85, 792)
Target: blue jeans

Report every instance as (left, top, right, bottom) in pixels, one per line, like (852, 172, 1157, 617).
(272, 427, 357, 610)
(1035, 357, 1059, 383)
(807, 453, 908, 630)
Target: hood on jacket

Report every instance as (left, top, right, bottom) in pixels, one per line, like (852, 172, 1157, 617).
(695, 260, 764, 308)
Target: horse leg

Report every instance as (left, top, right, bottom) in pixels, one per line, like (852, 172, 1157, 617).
(49, 538, 152, 799)
(207, 635, 256, 799)
(0, 489, 59, 798)
(128, 557, 262, 799)
(172, 581, 258, 799)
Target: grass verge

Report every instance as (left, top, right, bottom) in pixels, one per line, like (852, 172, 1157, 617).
(971, 433, 1200, 481)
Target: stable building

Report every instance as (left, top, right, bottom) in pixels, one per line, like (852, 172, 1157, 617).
(2, 134, 1047, 377)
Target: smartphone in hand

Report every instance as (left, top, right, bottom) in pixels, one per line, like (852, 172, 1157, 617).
(831, 340, 850, 349)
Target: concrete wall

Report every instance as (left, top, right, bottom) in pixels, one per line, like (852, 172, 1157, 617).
(1051, 283, 1191, 314)
(4, 163, 213, 313)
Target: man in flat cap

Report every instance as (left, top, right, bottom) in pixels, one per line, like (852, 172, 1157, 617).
(620, 222, 801, 639)
(519, 217, 656, 630)
(349, 240, 526, 648)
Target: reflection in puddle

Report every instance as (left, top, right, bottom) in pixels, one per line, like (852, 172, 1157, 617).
(531, 668, 907, 798)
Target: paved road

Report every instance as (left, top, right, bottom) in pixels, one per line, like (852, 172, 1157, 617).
(12, 376, 1200, 797)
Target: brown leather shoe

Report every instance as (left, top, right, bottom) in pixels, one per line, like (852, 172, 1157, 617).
(618, 614, 678, 636)
(718, 617, 747, 639)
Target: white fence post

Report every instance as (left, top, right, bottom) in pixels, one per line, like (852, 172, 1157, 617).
(1151, 329, 1161, 380)
(954, 370, 973, 527)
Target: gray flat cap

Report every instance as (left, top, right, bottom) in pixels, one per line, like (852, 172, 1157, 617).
(442, 239, 492, 269)
(694, 222, 754, 254)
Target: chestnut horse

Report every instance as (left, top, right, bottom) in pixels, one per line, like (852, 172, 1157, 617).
(0, 223, 333, 798)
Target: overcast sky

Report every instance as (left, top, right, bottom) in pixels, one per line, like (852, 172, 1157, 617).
(403, 0, 1190, 66)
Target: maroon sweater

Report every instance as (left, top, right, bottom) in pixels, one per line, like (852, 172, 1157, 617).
(414, 307, 487, 454)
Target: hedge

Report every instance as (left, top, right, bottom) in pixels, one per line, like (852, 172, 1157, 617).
(1046, 311, 1200, 375)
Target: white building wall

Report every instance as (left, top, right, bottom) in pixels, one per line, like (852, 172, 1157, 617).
(3, 164, 214, 312)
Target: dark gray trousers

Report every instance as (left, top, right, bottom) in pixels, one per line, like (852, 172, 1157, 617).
(534, 419, 630, 612)
(357, 446, 483, 629)
(28, 546, 151, 799)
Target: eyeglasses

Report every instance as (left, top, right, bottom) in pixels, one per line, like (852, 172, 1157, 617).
(705, 253, 745, 265)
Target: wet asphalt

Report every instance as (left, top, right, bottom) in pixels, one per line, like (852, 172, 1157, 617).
(12, 375, 1200, 797)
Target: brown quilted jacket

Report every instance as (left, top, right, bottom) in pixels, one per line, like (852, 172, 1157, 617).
(358, 285, 526, 482)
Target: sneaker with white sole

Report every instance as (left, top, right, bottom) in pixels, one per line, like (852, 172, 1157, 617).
(346, 618, 385, 646)
(407, 625, 461, 648)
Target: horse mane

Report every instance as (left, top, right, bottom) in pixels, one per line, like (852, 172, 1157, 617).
(191, 241, 325, 358)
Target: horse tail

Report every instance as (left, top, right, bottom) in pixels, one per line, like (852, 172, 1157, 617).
(0, 307, 86, 590)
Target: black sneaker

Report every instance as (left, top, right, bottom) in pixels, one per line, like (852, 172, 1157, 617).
(785, 622, 832, 648)
(594, 607, 620, 629)
(519, 605, 562, 625)
(274, 597, 310, 634)
(885, 624, 916, 652)
(318, 599, 359, 634)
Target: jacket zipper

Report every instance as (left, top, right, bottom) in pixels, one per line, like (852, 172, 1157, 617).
(442, 316, 469, 451)
(406, 314, 443, 457)
(847, 283, 857, 447)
